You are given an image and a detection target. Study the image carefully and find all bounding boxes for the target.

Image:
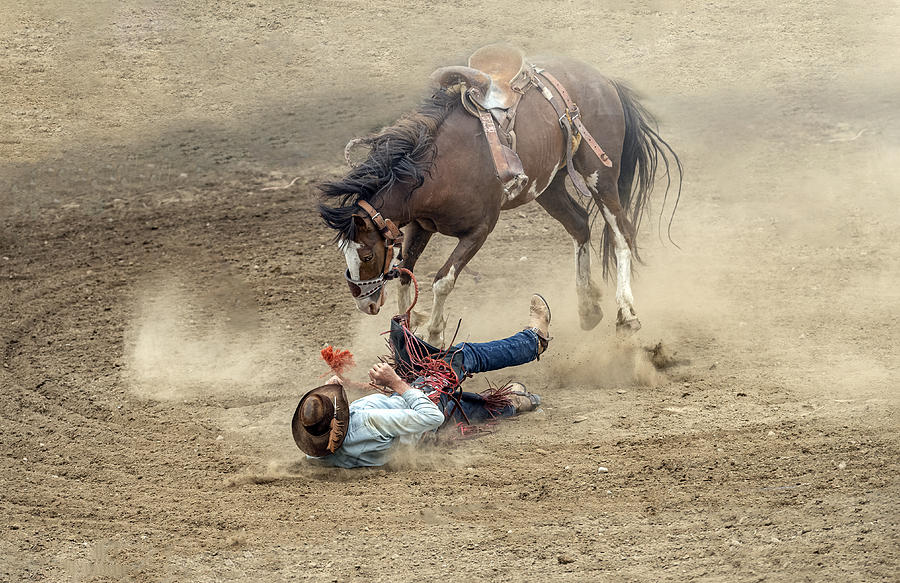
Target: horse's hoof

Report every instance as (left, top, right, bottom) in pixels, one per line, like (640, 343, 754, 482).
(616, 317, 642, 338)
(579, 306, 604, 331)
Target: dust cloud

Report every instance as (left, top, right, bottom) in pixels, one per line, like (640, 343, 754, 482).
(124, 272, 281, 400)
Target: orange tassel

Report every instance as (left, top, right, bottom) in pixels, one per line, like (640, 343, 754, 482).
(320, 346, 355, 377)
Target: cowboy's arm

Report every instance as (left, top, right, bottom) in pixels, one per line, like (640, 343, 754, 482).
(365, 388, 444, 437)
(327, 364, 410, 394)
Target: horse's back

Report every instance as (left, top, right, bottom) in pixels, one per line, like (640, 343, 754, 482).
(501, 55, 625, 208)
(529, 55, 626, 142)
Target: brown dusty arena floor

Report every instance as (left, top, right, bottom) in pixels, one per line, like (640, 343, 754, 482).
(1, 1, 898, 581)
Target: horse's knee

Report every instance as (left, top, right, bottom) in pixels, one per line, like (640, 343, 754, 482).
(432, 269, 457, 297)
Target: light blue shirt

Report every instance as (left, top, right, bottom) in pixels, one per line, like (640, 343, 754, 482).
(309, 388, 444, 468)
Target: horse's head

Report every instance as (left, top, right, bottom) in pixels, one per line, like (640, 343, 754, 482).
(339, 203, 403, 315)
(341, 215, 389, 315)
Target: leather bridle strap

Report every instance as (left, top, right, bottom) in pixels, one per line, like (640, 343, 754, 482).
(354, 200, 404, 280)
(357, 200, 403, 245)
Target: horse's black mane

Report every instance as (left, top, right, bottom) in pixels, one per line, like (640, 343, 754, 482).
(318, 88, 462, 242)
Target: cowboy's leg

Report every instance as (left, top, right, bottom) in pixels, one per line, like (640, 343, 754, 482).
(442, 391, 518, 424)
(457, 329, 541, 374)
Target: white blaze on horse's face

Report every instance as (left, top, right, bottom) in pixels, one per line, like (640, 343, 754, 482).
(340, 239, 363, 281)
(339, 239, 386, 315)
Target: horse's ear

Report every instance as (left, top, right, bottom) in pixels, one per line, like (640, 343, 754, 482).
(352, 214, 370, 232)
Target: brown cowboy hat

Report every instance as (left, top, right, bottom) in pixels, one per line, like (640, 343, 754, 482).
(291, 383, 350, 457)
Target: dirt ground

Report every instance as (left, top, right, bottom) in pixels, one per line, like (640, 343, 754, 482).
(1, 1, 898, 581)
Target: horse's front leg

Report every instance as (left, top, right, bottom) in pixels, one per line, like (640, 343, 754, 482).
(397, 221, 434, 326)
(423, 230, 490, 345)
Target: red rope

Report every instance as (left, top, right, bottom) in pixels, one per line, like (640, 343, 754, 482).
(393, 266, 419, 324)
(386, 268, 497, 438)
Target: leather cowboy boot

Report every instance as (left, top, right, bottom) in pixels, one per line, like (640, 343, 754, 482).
(506, 381, 541, 412)
(527, 294, 551, 354)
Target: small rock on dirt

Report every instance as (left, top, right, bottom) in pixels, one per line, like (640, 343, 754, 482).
(598, 466, 609, 473)
(573, 416, 587, 423)
(557, 554, 575, 564)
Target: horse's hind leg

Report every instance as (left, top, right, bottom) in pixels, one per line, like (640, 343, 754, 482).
(589, 174, 641, 336)
(536, 173, 604, 330)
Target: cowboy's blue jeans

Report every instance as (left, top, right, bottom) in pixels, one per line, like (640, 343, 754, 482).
(457, 329, 540, 375)
(406, 329, 540, 423)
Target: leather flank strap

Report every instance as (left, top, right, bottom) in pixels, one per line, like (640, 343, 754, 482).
(537, 70, 613, 168)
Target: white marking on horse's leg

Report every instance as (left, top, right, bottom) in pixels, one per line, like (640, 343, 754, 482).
(600, 205, 636, 321)
(425, 266, 456, 343)
(340, 239, 363, 280)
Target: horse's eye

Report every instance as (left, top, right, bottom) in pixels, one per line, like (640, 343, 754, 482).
(360, 253, 374, 262)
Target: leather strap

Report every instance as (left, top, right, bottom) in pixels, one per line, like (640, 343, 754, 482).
(356, 200, 403, 244)
(531, 73, 595, 201)
(470, 88, 527, 197)
(538, 71, 613, 168)
(356, 200, 403, 278)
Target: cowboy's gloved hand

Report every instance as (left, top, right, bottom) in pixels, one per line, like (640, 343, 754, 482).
(368, 362, 407, 394)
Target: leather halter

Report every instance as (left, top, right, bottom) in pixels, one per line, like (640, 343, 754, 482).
(344, 200, 405, 299)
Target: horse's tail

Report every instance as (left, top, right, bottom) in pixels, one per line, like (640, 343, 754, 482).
(599, 80, 683, 280)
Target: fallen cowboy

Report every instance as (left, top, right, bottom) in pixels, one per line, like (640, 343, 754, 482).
(291, 294, 552, 468)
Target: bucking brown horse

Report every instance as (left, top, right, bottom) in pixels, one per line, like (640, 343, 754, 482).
(318, 45, 681, 345)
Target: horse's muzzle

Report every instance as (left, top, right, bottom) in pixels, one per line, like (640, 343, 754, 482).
(354, 286, 386, 315)
(345, 269, 385, 299)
